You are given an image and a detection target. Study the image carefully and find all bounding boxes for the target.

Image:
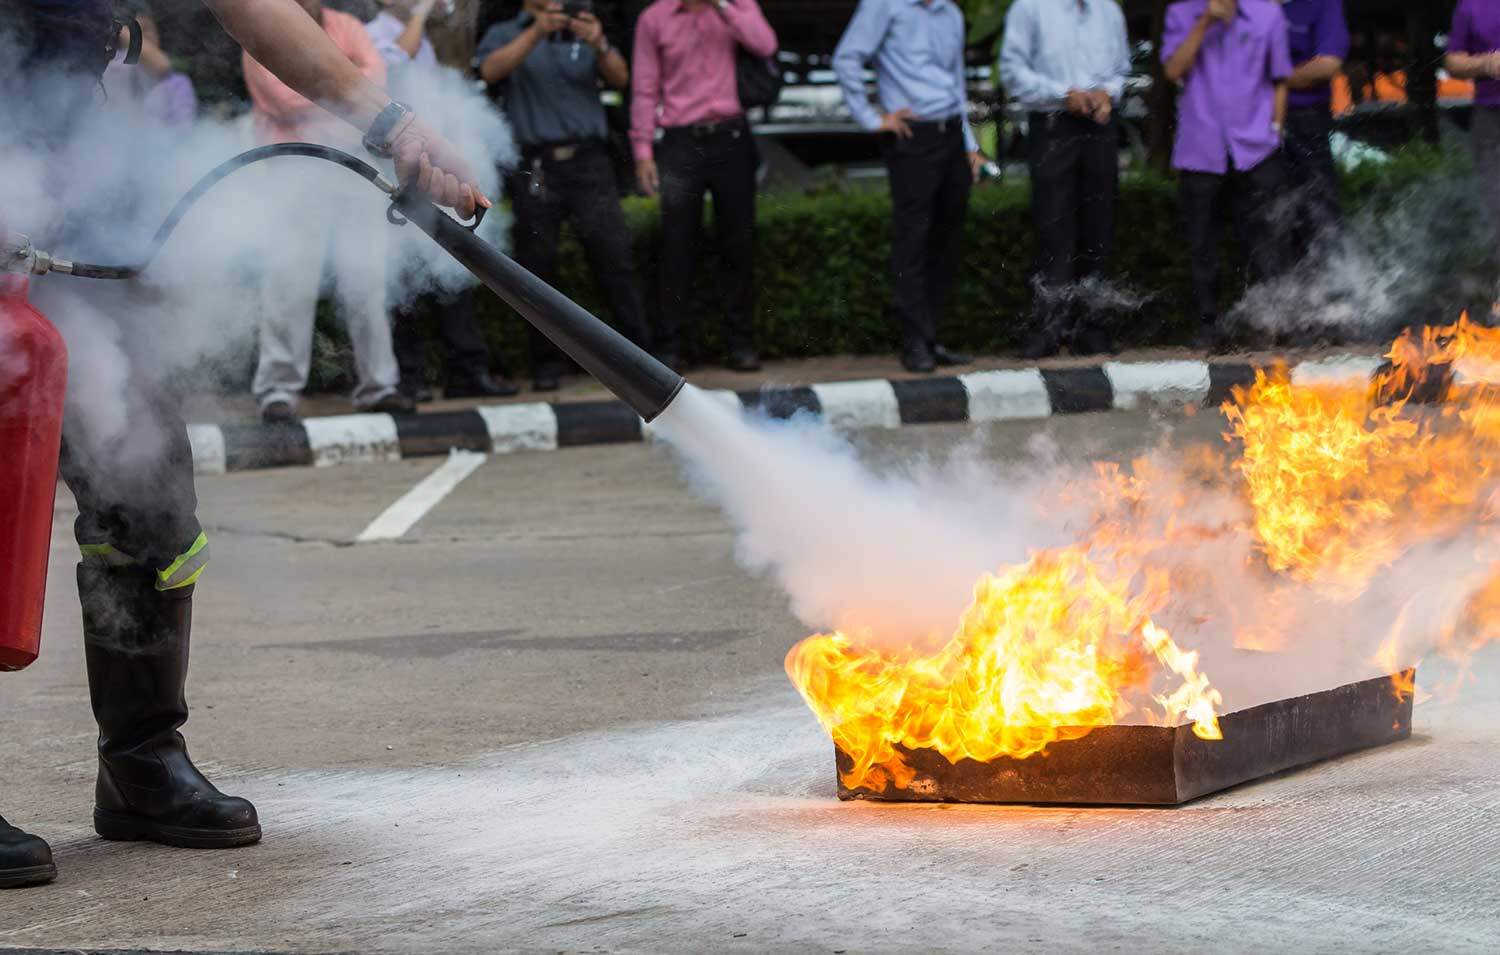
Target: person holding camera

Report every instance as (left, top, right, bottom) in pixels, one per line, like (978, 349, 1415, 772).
(476, 0, 649, 391)
(631, 0, 777, 373)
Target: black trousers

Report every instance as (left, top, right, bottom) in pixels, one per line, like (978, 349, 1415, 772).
(656, 120, 758, 356)
(1179, 153, 1290, 326)
(884, 120, 972, 351)
(33, 281, 204, 573)
(392, 285, 493, 389)
(509, 142, 650, 374)
(1028, 112, 1118, 329)
(1283, 105, 1342, 254)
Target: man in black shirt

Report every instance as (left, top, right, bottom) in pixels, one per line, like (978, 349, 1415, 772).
(476, 0, 649, 391)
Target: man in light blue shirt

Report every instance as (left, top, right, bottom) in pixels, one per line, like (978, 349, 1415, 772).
(834, 0, 986, 374)
(1000, 0, 1131, 358)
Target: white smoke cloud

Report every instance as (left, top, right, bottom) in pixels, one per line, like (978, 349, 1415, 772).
(1, 31, 515, 467)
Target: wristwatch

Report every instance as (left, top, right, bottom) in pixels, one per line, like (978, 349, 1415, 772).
(364, 100, 415, 159)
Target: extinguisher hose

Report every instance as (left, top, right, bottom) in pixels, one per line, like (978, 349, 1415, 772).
(64, 143, 397, 280)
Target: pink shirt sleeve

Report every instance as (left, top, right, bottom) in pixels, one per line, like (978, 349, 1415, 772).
(723, 0, 777, 58)
(242, 48, 315, 123)
(629, 9, 663, 162)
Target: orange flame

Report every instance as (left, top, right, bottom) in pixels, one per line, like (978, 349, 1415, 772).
(788, 315, 1500, 791)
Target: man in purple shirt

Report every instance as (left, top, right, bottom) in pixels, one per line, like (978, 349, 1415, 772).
(1446, 0, 1500, 243)
(1162, 0, 1292, 349)
(1282, 0, 1349, 250)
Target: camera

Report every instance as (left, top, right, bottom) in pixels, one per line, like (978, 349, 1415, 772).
(562, 1, 593, 18)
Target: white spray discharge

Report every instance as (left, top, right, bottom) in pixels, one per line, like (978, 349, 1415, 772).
(653, 386, 1074, 648)
(1, 38, 514, 471)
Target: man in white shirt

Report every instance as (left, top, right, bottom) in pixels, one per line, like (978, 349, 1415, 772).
(1000, 0, 1131, 358)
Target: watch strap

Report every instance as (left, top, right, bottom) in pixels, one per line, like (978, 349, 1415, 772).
(364, 101, 415, 159)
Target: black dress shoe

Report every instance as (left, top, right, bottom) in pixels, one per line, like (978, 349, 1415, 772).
(445, 373, 520, 400)
(931, 344, 973, 367)
(401, 383, 435, 404)
(901, 342, 936, 373)
(0, 815, 55, 889)
(726, 349, 762, 372)
(1021, 329, 1062, 360)
(260, 399, 298, 425)
(366, 393, 417, 415)
(1070, 325, 1115, 357)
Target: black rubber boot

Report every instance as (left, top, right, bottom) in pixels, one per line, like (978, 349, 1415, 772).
(79, 564, 261, 849)
(0, 815, 56, 888)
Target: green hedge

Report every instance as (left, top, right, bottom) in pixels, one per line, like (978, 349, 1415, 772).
(318, 142, 1489, 386)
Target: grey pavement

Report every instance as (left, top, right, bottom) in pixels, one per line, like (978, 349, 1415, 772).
(1, 412, 1496, 954)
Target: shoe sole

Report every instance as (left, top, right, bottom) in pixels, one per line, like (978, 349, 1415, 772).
(0, 863, 57, 889)
(94, 809, 262, 849)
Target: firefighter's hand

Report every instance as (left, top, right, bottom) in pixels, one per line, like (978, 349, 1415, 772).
(391, 114, 491, 219)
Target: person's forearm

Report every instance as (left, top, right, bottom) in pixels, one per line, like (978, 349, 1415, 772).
(397, 9, 430, 58)
(1163, 15, 1213, 84)
(1289, 55, 1343, 89)
(597, 47, 629, 90)
(1446, 52, 1495, 80)
(479, 26, 542, 84)
(717, 0, 776, 58)
(1274, 82, 1288, 127)
(136, 42, 172, 80)
(206, 0, 387, 130)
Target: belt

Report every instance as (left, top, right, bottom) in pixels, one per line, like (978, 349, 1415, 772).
(521, 140, 601, 163)
(665, 116, 749, 139)
(908, 117, 964, 135)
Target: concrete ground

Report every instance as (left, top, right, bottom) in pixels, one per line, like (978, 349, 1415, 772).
(1, 411, 1496, 954)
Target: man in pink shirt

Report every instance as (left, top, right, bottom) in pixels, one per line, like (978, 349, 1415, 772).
(630, 0, 777, 372)
(243, 0, 412, 422)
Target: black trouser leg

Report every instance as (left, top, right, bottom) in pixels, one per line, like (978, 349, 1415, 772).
(705, 129, 760, 354)
(1234, 153, 1292, 287)
(885, 133, 943, 350)
(656, 134, 708, 358)
(391, 293, 429, 391)
(510, 168, 568, 375)
(925, 128, 972, 347)
(1029, 114, 1084, 332)
(1284, 106, 1342, 255)
(1472, 107, 1500, 247)
(565, 149, 652, 349)
(434, 286, 493, 384)
(1179, 170, 1225, 327)
(1076, 118, 1119, 281)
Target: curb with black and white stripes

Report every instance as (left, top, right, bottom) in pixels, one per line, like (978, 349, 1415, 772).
(186, 355, 1387, 475)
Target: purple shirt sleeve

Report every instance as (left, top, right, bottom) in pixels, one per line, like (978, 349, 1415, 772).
(150, 73, 197, 127)
(1268, 9, 1293, 81)
(1314, 0, 1350, 60)
(1451, 0, 1478, 55)
(1161, 2, 1196, 64)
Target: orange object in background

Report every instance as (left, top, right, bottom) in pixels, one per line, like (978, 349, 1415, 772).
(1332, 70, 1475, 115)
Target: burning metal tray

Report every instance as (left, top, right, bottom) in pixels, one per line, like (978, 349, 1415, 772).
(835, 671, 1415, 807)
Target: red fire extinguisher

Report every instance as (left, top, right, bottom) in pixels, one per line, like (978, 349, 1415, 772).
(0, 264, 68, 671)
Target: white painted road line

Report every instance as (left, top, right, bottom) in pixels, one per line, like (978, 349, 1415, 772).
(356, 450, 487, 543)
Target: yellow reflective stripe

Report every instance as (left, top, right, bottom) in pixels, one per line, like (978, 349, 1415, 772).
(79, 543, 141, 567)
(156, 533, 210, 591)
